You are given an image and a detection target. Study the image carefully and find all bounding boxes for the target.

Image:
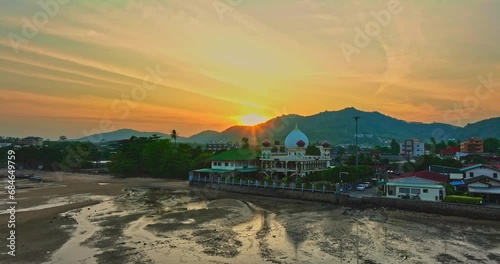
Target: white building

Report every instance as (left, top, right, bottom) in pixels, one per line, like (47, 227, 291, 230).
(260, 125, 331, 178)
(460, 164, 500, 203)
(383, 170, 448, 202)
(400, 139, 425, 157)
(191, 148, 260, 179)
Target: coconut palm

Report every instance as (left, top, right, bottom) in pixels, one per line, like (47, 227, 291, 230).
(171, 130, 178, 146)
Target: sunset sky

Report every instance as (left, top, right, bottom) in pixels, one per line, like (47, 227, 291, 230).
(1, 0, 499, 139)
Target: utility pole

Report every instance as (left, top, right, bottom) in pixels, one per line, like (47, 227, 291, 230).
(353, 116, 361, 169)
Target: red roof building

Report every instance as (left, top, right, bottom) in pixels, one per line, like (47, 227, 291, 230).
(439, 146, 458, 156)
(392, 170, 449, 183)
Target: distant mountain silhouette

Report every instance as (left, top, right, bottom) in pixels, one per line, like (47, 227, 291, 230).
(74, 108, 500, 145)
(75, 129, 188, 143)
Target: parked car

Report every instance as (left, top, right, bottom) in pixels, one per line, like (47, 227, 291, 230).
(363, 182, 372, 189)
(356, 184, 366, 191)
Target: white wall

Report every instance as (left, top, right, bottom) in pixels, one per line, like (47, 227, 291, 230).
(463, 167, 499, 180)
(387, 186, 443, 201)
(211, 161, 257, 169)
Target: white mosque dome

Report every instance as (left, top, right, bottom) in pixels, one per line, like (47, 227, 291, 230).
(284, 125, 309, 149)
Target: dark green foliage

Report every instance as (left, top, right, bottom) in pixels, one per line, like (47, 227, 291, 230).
(6, 141, 101, 171)
(403, 155, 462, 172)
(436, 140, 447, 154)
(374, 145, 391, 154)
(108, 136, 211, 179)
(241, 137, 250, 149)
(346, 153, 373, 166)
(461, 155, 488, 164)
(444, 195, 482, 205)
(390, 139, 400, 155)
(305, 145, 320, 155)
(483, 138, 500, 154)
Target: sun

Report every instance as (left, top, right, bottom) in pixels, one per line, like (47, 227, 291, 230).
(238, 113, 268, 126)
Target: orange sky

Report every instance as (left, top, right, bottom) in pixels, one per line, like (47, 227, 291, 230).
(1, 0, 499, 139)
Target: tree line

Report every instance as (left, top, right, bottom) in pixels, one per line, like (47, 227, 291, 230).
(108, 135, 211, 178)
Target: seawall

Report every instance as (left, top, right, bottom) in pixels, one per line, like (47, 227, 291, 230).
(190, 181, 500, 221)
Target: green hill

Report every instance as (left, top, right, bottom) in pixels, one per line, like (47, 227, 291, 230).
(74, 108, 500, 145)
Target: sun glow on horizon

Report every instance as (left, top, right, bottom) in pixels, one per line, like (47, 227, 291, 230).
(238, 113, 269, 126)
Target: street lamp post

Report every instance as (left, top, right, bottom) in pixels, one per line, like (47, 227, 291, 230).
(353, 116, 361, 169)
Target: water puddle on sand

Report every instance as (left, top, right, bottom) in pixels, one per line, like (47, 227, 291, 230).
(123, 215, 158, 243)
(0, 195, 111, 215)
(229, 202, 297, 263)
(0, 202, 69, 215)
(44, 198, 116, 264)
(266, 214, 297, 258)
(232, 204, 264, 259)
(123, 215, 185, 262)
(186, 201, 207, 210)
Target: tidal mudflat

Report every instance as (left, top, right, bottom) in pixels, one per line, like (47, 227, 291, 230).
(1, 172, 499, 264)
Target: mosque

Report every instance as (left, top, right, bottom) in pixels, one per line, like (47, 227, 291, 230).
(260, 125, 332, 178)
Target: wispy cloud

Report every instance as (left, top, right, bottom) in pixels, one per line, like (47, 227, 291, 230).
(1, 0, 499, 138)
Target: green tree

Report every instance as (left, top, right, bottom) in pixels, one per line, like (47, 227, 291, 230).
(306, 145, 320, 155)
(483, 138, 500, 154)
(334, 146, 345, 163)
(374, 145, 391, 154)
(430, 137, 437, 154)
(390, 139, 400, 155)
(436, 140, 447, 154)
(241, 137, 250, 149)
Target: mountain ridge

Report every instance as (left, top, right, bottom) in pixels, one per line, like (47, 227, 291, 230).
(74, 108, 500, 145)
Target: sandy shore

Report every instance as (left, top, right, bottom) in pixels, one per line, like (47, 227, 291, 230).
(1, 171, 500, 263)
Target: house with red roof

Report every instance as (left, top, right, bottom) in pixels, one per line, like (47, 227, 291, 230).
(383, 170, 448, 202)
(439, 146, 458, 158)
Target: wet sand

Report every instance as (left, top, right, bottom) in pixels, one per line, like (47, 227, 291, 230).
(1, 171, 500, 263)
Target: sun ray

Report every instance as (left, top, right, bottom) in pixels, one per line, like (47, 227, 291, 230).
(238, 114, 269, 126)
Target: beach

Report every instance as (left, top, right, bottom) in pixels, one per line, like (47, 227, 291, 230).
(1, 171, 500, 264)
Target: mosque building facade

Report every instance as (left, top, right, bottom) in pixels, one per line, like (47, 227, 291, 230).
(260, 125, 331, 178)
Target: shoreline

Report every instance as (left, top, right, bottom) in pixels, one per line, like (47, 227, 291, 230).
(189, 181, 500, 221)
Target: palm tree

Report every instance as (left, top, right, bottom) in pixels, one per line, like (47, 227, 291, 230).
(171, 130, 178, 146)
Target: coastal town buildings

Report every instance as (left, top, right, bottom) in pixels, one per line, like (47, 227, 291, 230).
(18, 136, 43, 146)
(400, 139, 425, 157)
(191, 125, 331, 180)
(460, 138, 484, 153)
(206, 141, 240, 151)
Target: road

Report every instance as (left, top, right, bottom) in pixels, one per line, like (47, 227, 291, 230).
(347, 184, 378, 198)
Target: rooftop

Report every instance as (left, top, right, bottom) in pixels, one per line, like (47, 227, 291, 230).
(393, 170, 449, 183)
(461, 164, 500, 172)
(209, 148, 260, 161)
